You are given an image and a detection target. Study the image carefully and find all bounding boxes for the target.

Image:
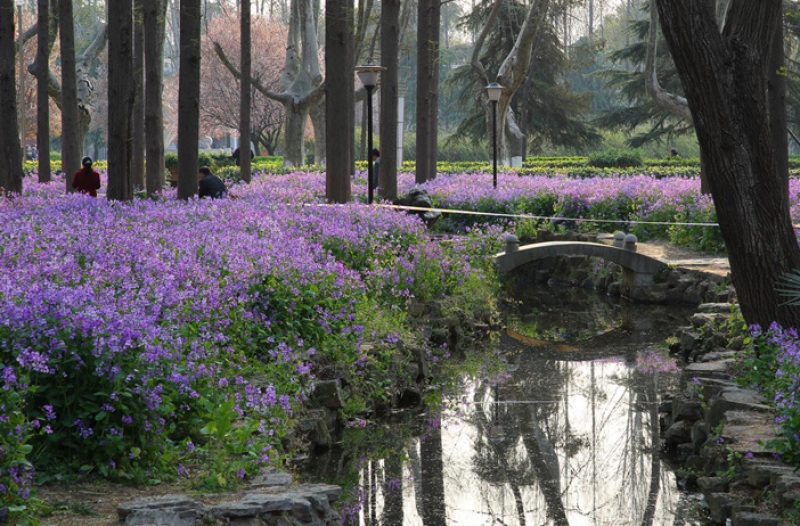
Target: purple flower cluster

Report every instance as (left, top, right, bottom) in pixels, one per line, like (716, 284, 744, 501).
(743, 323, 800, 463)
(635, 348, 679, 374)
(1, 171, 500, 481)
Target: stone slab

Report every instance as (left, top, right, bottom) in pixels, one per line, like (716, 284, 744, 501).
(731, 511, 784, 526)
(249, 467, 293, 488)
(708, 390, 773, 430)
(743, 459, 797, 488)
(707, 492, 736, 525)
(720, 411, 779, 455)
(685, 360, 736, 381)
(698, 303, 737, 313)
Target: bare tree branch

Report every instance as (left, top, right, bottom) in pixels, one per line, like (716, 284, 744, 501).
(470, 0, 503, 86)
(213, 40, 292, 103)
(644, 4, 692, 122)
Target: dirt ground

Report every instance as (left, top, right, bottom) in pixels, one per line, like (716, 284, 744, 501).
(596, 234, 730, 277)
(635, 239, 730, 277)
(37, 480, 193, 526)
(36, 477, 258, 526)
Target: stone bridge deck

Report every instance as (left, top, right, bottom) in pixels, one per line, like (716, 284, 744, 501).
(495, 234, 730, 300)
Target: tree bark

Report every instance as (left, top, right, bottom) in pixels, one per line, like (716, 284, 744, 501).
(347, 0, 354, 175)
(655, 0, 800, 329)
(429, 0, 440, 179)
(379, 0, 399, 200)
(240, 0, 252, 183)
(325, 0, 352, 202)
(768, 9, 788, 198)
(59, 0, 81, 190)
(144, 0, 167, 196)
(132, 0, 145, 190)
(177, 0, 202, 199)
(0, 0, 22, 194)
(107, 0, 134, 201)
(415, 0, 439, 183)
(36, 0, 51, 183)
(310, 97, 326, 165)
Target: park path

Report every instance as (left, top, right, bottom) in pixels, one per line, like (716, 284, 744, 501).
(596, 234, 730, 277)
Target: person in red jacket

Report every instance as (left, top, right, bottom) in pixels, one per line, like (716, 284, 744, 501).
(72, 157, 102, 197)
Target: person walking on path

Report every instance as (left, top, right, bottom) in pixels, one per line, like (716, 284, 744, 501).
(198, 166, 228, 199)
(72, 157, 102, 197)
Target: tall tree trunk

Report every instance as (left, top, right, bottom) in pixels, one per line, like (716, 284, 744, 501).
(645, 4, 711, 194)
(144, 0, 167, 196)
(214, 0, 330, 169)
(768, 9, 788, 199)
(326, 0, 353, 202)
(107, 0, 134, 201)
(359, 101, 366, 160)
(494, 0, 549, 162)
(310, 97, 326, 165)
(177, 0, 202, 199)
(415, 0, 439, 183)
(656, 0, 800, 329)
(132, 0, 145, 190)
(347, 0, 354, 175)
(472, 0, 551, 164)
(36, 0, 51, 183)
(239, 0, 252, 183)
(0, 0, 22, 194)
(379, 0, 399, 200)
(59, 0, 80, 190)
(429, 0, 440, 178)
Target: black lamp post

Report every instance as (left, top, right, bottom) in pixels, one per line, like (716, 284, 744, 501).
(356, 61, 386, 204)
(485, 83, 503, 189)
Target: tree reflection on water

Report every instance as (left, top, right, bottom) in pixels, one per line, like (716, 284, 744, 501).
(299, 291, 692, 526)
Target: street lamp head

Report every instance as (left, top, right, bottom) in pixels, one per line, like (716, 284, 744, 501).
(485, 82, 503, 102)
(355, 59, 386, 90)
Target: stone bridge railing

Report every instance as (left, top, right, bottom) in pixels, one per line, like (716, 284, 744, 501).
(495, 233, 666, 301)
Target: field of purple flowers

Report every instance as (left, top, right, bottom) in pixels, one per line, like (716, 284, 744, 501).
(0, 173, 508, 523)
(235, 169, 800, 253)
(7, 167, 800, 523)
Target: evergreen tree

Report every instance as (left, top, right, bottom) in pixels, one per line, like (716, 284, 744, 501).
(447, 0, 599, 156)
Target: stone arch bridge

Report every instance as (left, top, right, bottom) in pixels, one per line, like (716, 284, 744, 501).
(495, 235, 666, 301)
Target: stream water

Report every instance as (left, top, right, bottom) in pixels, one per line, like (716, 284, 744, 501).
(298, 284, 708, 526)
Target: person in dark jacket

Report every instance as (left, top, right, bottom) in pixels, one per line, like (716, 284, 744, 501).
(371, 148, 380, 187)
(198, 166, 228, 199)
(72, 156, 102, 197)
(231, 146, 254, 167)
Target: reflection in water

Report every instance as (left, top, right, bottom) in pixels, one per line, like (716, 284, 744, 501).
(299, 287, 697, 526)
